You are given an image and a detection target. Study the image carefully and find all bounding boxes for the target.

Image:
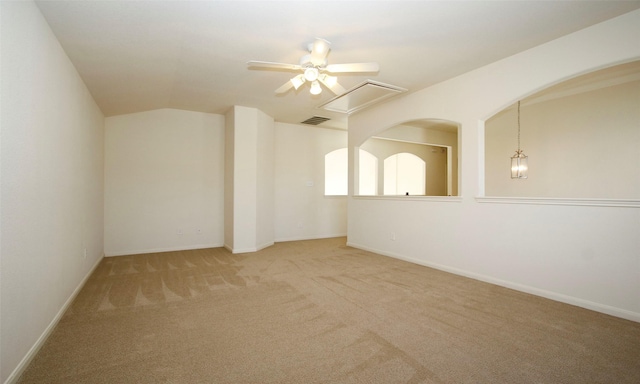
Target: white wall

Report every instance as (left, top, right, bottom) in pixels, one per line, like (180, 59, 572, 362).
(104, 109, 225, 256)
(485, 79, 640, 198)
(348, 10, 640, 322)
(274, 123, 348, 242)
(0, 2, 105, 382)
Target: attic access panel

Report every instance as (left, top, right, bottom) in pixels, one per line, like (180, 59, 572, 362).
(319, 80, 407, 114)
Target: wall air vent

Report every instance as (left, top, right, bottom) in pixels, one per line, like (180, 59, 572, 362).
(301, 116, 331, 125)
(319, 80, 407, 115)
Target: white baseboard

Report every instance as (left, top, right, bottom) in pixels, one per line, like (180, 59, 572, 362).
(223, 235, 347, 253)
(226, 241, 275, 254)
(275, 233, 347, 243)
(104, 243, 223, 257)
(4, 255, 104, 384)
(346, 241, 640, 324)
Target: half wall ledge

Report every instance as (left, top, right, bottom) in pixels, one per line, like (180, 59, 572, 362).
(352, 196, 463, 202)
(475, 197, 640, 208)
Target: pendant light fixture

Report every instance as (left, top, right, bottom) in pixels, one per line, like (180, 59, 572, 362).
(510, 100, 528, 179)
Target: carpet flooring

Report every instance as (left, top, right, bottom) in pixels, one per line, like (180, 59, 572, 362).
(17, 237, 640, 383)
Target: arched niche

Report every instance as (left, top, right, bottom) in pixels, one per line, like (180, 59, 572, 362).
(355, 119, 459, 196)
(484, 60, 640, 199)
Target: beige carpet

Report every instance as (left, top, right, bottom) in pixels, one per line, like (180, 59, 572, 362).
(18, 237, 640, 383)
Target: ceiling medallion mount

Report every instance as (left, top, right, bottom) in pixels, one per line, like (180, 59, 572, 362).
(247, 38, 379, 96)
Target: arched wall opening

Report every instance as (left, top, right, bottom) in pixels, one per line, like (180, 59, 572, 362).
(353, 119, 460, 196)
(483, 60, 640, 200)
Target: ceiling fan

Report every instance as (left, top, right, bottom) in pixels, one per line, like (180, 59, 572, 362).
(247, 38, 379, 96)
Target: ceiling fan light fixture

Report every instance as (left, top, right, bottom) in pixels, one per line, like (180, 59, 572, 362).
(304, 67, 319, 82)
(319, 74, 337, 87)
(310, 81, 322, 95)
(311, 39, 329, 55)
(309, 38, 331, 65)
(249, 38, 378, 97)
(290, 74, 305, 90)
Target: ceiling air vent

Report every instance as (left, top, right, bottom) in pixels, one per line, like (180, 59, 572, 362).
(301, 116, 331, 125)
(319, 80, 407, 114)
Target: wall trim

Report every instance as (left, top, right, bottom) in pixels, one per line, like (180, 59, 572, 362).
(346, 241, 640, 324)
(475, 196, 640, 208)
(275, 233, 347, 243)
(4, 255, 105, 384)
(226, 241, 275, 254)
(255, 241, 274, 252)
(104, 243, 223, 257)
(353, 195, 463, 202)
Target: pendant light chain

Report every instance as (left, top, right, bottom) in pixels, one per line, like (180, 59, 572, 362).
(517, 100, 521, 152)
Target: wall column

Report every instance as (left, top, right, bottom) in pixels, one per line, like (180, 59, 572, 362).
(224, 106, 274, 253)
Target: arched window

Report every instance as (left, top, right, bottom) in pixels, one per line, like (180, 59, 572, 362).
(384, 153, 425, 195)
(358, 149, 378, 195)
(324, 148, 348, 195)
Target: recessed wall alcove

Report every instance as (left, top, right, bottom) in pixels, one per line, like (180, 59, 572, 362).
(484, 60, 640, 200)
(354, 119, 459, 197)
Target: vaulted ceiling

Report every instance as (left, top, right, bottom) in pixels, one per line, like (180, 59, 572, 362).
(35, 1, 640, 129)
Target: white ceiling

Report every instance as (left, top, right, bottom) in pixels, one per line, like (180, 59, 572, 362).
(35, 0, 640, 129)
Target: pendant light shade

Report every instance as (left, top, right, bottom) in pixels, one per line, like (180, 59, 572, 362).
(511, 150, 528, 179)
(511, 101, 528, 179)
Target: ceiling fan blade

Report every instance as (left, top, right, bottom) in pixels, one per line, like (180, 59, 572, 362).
(325, 62, 380, 73)
(247, 61, 302, 71)
(275, 81, 294, 94)
(309, 38, 331, 66)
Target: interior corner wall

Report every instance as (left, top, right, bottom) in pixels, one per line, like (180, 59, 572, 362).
(104, 109, 225, 256)
(1, 2, 105, 382)
(256, 110, 275, 250)
(274, 123, 348, 242)
(224, 108, 235, 250)
(347, 9, 640, 322)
